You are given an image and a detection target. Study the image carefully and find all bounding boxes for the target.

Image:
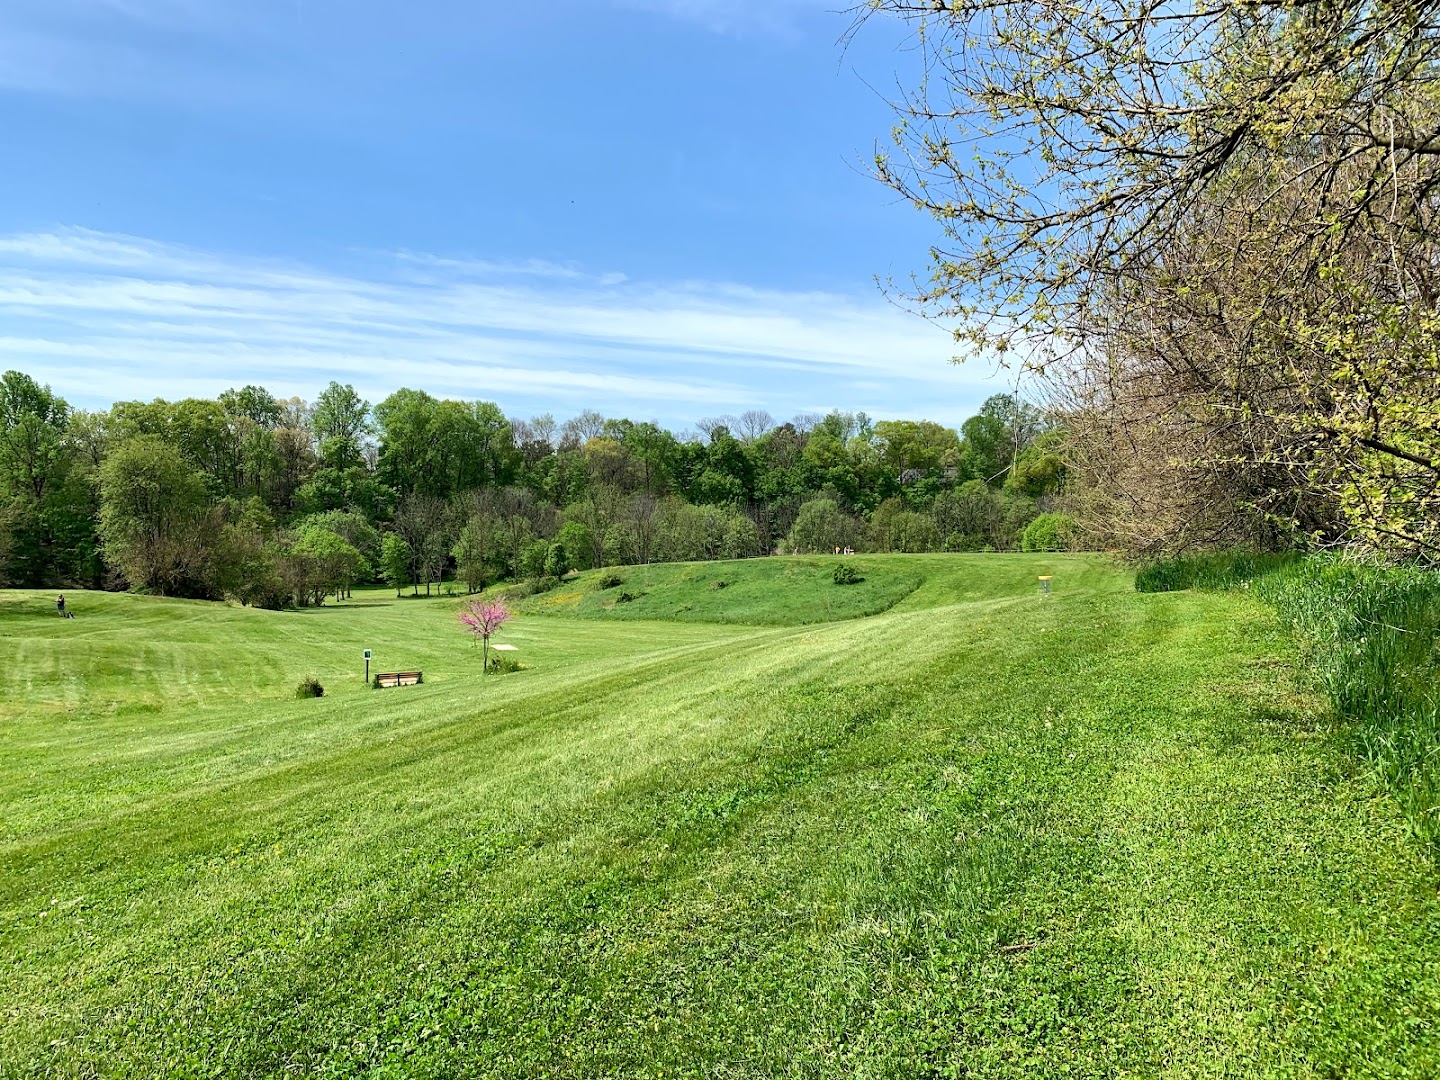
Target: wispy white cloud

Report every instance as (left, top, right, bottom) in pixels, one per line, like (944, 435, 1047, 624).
(613, 0, 823, 36)
(0, 227, 999, 427)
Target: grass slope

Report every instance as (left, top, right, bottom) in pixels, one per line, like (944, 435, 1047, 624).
(2, 555, 1437, 1078)
(518, 556, 925, 625)
(519, 553, 1112, 626)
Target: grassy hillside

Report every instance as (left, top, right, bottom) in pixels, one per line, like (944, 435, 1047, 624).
(518, 553, 1114, 625)
(2, 555, 1438, 1077)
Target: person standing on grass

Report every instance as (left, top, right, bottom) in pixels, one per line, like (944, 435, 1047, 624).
(56, 594, 66, 618)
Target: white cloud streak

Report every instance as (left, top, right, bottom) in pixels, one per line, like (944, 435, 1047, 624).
(613, 0, 822, 36)
(0, 227, 999, 427)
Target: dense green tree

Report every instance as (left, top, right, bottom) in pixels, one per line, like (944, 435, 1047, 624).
(874, 420, 960, 475)
(219, 385, 283, 430)
(212, 503, 285, 608)
(380, 533, 412, 597)
(789, 498, 861, 555)
(1021, 512, 1077, 553)
(800, 431, 860, 508)
(296, 509, 381, 570)
(889, 511, 942, 553)
(544, 540, 570, 578)
(0, 372, 77, 585)
(291, 525, 369, 602)
(311, 382, 370, 469)
(1008, 428, 1067, 499)
(556, 521, 594, 572)
(722, 512, 761, 559)
(98, 436, 216, 596)
(375, 391, 517, 498)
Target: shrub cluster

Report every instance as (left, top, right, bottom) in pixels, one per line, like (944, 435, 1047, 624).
(1020, 512, 1077, 552)
(295, 676, 324, 699)
(833, 564, 864, 585)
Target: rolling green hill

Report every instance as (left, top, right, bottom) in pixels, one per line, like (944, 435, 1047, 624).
(515, 553, 1115, 625)
(2, 554, 1437, 1078)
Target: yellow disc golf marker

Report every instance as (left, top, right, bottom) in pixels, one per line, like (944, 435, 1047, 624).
(1038, 575, 1053, 595)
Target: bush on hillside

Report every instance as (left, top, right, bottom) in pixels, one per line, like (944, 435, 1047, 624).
(833, 564, 864, 585)
(295, 676, 324, 699)
(598, 574, 623, 590)
(1020, 512, 1077, 552)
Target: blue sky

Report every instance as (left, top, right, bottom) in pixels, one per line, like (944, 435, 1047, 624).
(0, 0, 1011, 430)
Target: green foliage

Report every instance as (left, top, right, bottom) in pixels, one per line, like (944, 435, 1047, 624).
(288, 525, 369, 604)
(722, 514, 760, 560)
(598, 574, 623, 590)
(485, 652, 524, 675)
(98, 435, 216, 597)
(295, 510, 381, 569)
(520, 537, 550, 580)
(218, 385, 284, 431)
(1007, 429, 1068, 497)
(1020, 512, 1077, 552)
(832, 563, 864, 585)
(889, 511, 942, 553)
(788, 498, 860, 555)
(543, 541, 570, 579)
(1133, 551, 1302, 593)
(0, 371, 83, 587)
(212, 514, 285, 609)
(1139, 550, 1440, 852)
(374, 389, 516, 499)
(310, 382, 370, 469)
(556, 521, 594, 571)
(0, 366, 1066, 599)
(873, 419, 960, 473)
(1256, 558, 1440, 851)
(380, 533, 412, 597)
(294, 675, 324, 699)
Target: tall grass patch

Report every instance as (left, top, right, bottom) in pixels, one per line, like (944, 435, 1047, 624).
(1133, 550, 1302, 593)
(1139, 551, 1440, 851)
(1255, 559, 1440, 849)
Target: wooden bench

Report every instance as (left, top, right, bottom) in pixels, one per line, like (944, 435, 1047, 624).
(374, 671, 422, 688)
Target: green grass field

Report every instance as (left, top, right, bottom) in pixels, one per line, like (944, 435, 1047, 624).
(2, 554, 1438, 1078)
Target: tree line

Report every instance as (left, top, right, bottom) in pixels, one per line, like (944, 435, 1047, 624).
(0, 371, 1069, 604)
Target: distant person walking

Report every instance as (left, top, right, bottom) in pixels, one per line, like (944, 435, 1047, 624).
(56, 594, 71, 619)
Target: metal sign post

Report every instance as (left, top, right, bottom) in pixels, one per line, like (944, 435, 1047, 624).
(363, 648, 372, 682)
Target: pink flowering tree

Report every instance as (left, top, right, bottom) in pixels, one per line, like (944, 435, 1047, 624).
(458, 598, 512, 673)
